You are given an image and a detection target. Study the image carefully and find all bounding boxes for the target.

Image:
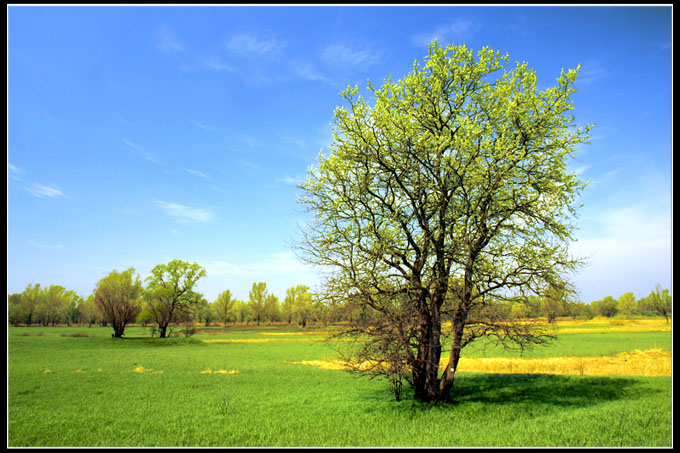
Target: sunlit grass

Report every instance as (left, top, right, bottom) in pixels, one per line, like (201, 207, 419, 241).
(8, 321, 672, 447)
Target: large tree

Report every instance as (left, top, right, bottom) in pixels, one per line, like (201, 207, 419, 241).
(94, 268, 143, 337)
(144, 259, 206, 338)
(298, 42, 590, 402)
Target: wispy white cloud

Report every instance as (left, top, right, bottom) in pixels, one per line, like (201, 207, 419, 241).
(44, 112, 60, 123)
(202, 56, 235, 72)
(291, 61, 333, 83)
(27, 240, 64, 249)
(154, 200, 213, 223)
(186, 169, 212, 181)
(205, 252, 309, 277)
(411, 18, 478, 47)
(153, 26, 184, 54)
(122, 139, 161, 164)
(652, 41, 671, 53)
(22, 183, 65, 199)
(191, 119, 215, 131)
(576, 61, 608, 86)
(275, 175, 305, 186)
(224, 31, 286, 57)
(9, 164, 24, 181)
(320, 43, 381, 68)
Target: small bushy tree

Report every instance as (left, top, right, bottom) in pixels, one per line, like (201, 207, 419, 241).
(94, 268, 143, 337)
(144, 259, 206, 338)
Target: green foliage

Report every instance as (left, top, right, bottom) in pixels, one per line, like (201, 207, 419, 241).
(248, 282, 269, 326)
(94, 268, 143, 337)
(213, 289, 236, 325)
(616, 292, 636, 317)
(591, 296, 619, 318)
(284, 284, 314, 327)
(143, 259, 206, 338)
(299, 41, 592, 401)
(648, 284, 672, 323)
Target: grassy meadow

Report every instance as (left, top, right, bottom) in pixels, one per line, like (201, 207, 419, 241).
(7, 318, 672, 447)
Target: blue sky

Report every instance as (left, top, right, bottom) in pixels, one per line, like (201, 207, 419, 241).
(8, 5, 672, 305)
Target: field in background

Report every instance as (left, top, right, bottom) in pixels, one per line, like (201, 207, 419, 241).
(8, 318, 672, 447)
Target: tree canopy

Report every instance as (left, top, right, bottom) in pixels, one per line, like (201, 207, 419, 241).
(298, 42, 591, 402)
(143, 259, 206, 338)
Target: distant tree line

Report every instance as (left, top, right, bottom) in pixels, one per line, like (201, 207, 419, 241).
(8, 259, 356, 336)
(8, 266, 673, 334)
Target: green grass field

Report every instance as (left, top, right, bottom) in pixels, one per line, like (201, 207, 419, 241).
(7, 322, 672, 447)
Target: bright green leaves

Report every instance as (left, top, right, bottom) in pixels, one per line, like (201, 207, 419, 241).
(299, 41, 590, 304)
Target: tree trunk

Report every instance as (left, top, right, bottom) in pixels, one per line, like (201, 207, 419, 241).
(159, 324, 168, 338)
(439, 323, 464, 402)
(412, 297, 444, 402)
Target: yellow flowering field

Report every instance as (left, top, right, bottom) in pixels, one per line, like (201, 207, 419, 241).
(287, 347, 671, 377)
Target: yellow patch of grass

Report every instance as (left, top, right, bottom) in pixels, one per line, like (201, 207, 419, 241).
(442, 317, 671, 335)
(43, 370, 52, 374)
(450, 348, 671, 377)
(132, 366, 153, 373)
(555, 317, 671, 334)
(202, 338, 327, 343)
(261, 331, 337, 336)
(288, 349, 671, 377)
(200, 368, 239, 374)
(213, 369, 239, 375)
(284, 359, 385, 371)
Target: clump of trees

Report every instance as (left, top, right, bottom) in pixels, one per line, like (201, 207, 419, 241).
(8, 260, 328, 335)
(9, 283, 83, 327)
(8, 276, 672, 333)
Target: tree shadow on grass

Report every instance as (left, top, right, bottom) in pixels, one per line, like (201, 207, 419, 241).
(371, 372, 662, 413)
(448, 372, 657, 408)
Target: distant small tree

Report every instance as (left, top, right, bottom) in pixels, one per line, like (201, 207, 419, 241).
(80, 294, 102, 327)
(591, 296, 618, 318)
(8, 293, 23, 326)
(285, 285, 314, 327)
(511, 302, 528, 320)
(248, 282, 268, 326)
(213, 289, 236, 325)
(616, 292, 636, 317)
(191, 293, 214, 326)
(36, 285, 71, 326)
(232, 300, 252, 325)
(565, 301, 594, 320)
(542, 284, 567, 323)
(144, 259, 206, 338)
(264, 293, 281, 324)
(16, 283, 43, 326)
(649, 284, 672, 324)
(94, 268, 143, 337)
(65, 292, 83, 326)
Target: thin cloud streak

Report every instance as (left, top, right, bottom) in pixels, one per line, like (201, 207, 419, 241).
(122, 139, 161, 164)
(154, 200, 213, 223)
(22, 183, 65, 199)
(153, 26, 184, 54)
